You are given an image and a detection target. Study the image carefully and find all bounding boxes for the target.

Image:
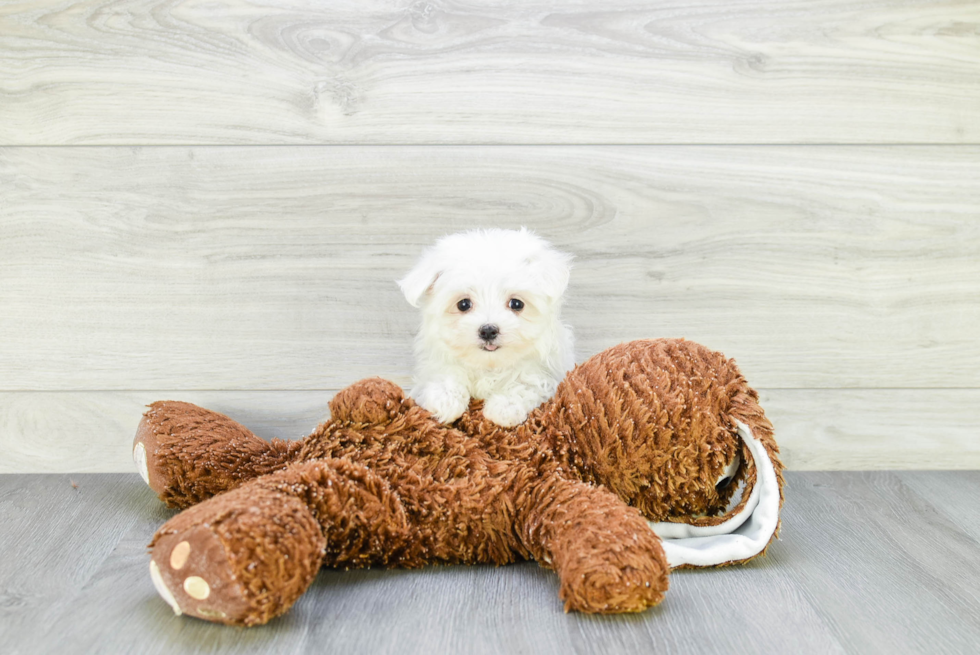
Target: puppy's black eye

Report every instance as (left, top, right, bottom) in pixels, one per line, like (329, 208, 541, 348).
(457, 298, 472, 312)
(508, 298, 524, 312)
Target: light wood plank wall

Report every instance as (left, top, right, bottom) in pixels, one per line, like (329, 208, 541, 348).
(1, 1, 978, 472)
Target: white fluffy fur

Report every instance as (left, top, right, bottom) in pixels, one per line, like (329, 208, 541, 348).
(398, 228, 574, 427)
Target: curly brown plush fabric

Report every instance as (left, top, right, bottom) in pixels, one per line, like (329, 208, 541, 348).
(137, 339, 782, 626)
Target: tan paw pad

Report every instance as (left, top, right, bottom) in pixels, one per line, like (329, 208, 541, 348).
(183, 576, 211, 600)
(170, 541, 190, 570)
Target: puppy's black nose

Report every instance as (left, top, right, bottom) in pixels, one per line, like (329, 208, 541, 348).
(478, 324, 499, 342)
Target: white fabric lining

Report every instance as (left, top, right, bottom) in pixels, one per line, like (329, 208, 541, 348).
(647, 421, 781, 568)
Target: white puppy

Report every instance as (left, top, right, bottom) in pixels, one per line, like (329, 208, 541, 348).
(398, 228, 574, 427)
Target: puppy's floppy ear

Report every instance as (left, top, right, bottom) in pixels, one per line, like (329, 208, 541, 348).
(398, 251, 442, 308)
(525, 245, 573, 301)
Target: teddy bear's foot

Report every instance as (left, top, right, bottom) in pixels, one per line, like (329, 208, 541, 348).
(148, 458, 414, 625)
(134, 401, 302, 509)
(148, 481, 327, 626)
(524, 479, 670, 614)
(150, 524, 254, 623)
(555, 515, 669, 614)
(557, 541, 669, 614)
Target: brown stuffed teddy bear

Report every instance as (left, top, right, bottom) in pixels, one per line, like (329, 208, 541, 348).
(133, 338, 784, 626)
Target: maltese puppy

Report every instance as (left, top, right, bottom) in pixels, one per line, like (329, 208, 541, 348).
(398, 228, 574, 427)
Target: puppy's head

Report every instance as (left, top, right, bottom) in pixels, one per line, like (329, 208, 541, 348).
(398, 228, 572, 370)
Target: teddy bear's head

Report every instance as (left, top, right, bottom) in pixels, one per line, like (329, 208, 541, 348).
(540, 339, 745, 521)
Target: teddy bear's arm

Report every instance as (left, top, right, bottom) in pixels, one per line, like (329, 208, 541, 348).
(134, 401, 304, 508)
(147, 457, 413, 626)
(517, 474, 669, 613)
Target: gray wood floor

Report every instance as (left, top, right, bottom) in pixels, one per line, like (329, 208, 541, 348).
(2, 472, 979, 655)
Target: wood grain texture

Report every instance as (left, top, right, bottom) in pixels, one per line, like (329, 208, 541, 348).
(3, 388, 978, 473)
(779, 472, 980, 654)
(0, 474, 172, 646)
(2, 145, 978, 391)
(1, 0, 979, 145)
(760, 389, 980, 470)
(896, 471, 980, 544)
(3, 472, 980, 653)
(0, 391, 338, 473)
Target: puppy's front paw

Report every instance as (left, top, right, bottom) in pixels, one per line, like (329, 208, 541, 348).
(415, 381, 469, 424)
(482, 395, 530, 428)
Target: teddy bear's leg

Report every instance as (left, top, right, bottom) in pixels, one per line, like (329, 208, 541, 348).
(518, 476, 670, 614)
(148, 458, 412, 626)
(134, 401, 303, 508)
